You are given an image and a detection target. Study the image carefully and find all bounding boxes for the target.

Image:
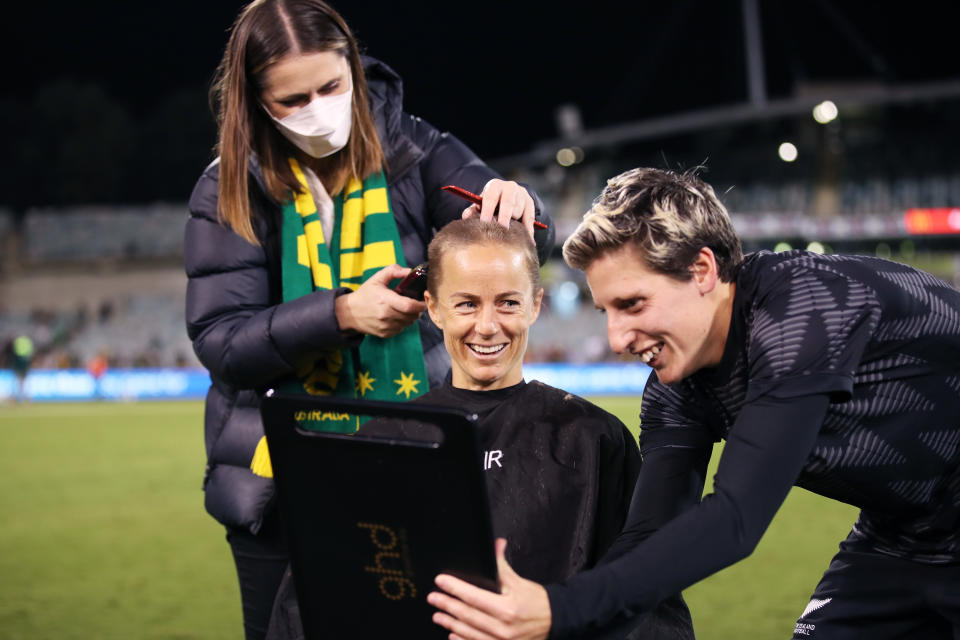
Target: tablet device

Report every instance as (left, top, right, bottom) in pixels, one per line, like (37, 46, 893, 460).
(259, 390, 498, 639)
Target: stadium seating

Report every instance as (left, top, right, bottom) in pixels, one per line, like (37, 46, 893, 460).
(2, 163, 960, 371)
(22, 204, 185, 262)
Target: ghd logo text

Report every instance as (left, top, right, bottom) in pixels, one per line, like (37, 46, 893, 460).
(357, 522, 417, 600)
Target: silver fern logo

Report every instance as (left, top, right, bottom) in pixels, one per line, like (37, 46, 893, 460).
(795, 597, 832, 636)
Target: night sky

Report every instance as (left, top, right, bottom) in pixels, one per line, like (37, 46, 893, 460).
(5, 1, 958, 165)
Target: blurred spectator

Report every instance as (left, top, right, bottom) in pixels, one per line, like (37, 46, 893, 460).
(86, 351, 109, 400)
(98, 300, 113, 324)
(8, 334, 34, 402)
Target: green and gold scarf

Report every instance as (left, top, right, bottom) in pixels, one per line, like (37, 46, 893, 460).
(273, 159, 427, 430)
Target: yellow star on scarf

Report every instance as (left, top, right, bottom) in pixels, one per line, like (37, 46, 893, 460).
(393, 371, 421, 399)
(355, 370, 376, 396)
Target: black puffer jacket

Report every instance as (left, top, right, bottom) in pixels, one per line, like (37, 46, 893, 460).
(184, 57, 554, 533)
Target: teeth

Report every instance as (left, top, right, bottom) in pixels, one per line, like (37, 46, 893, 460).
(471, 344, 505, 354)
(639, 344, 662, 363)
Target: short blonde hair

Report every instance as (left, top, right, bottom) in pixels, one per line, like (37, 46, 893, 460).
(427, 218, 540, 295)
(562, 167, 743, 282)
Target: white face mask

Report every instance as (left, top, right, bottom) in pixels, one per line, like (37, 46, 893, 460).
(267, 82, 353, 158)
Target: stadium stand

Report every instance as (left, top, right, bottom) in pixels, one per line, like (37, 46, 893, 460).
(3, 89, 960, 372)
(4, 170, 960, 371)
(21, 204, 185, 262)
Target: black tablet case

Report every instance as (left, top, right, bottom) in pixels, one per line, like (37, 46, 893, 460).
(259, 390, 498, 639)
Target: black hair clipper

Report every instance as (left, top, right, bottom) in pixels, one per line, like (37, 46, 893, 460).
(393, 262, 429, 300)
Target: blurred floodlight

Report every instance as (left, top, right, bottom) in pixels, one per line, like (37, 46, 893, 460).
(778, 142, 798, 162)
(774, 241, 792, 252)
(812, 100, 839, 124)
(556, 147, 577, 167)
(555, 103, 584, 138)
(806, 241, 826, 254)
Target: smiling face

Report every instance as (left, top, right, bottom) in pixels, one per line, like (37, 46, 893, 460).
(426, 243, 543, 391)
(586, 243, 733, 385)
(260, 50, 351, 119)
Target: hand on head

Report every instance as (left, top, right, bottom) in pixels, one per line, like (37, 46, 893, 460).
(428, 538, 552, 640)
(334, 264, 426, 338)
(461, 179, 537, 240)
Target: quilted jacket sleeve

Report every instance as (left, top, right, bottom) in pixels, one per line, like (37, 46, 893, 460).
(184, 163, 359, 390)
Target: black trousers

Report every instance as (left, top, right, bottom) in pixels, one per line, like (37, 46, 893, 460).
(226, 513, 289, 640)
(793, 534, 960, 639)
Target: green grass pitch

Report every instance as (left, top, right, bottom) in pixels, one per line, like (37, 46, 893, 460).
(0, 399, 857, 639)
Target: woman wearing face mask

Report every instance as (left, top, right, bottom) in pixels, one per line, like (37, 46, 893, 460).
(183, 1, 554, 638)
